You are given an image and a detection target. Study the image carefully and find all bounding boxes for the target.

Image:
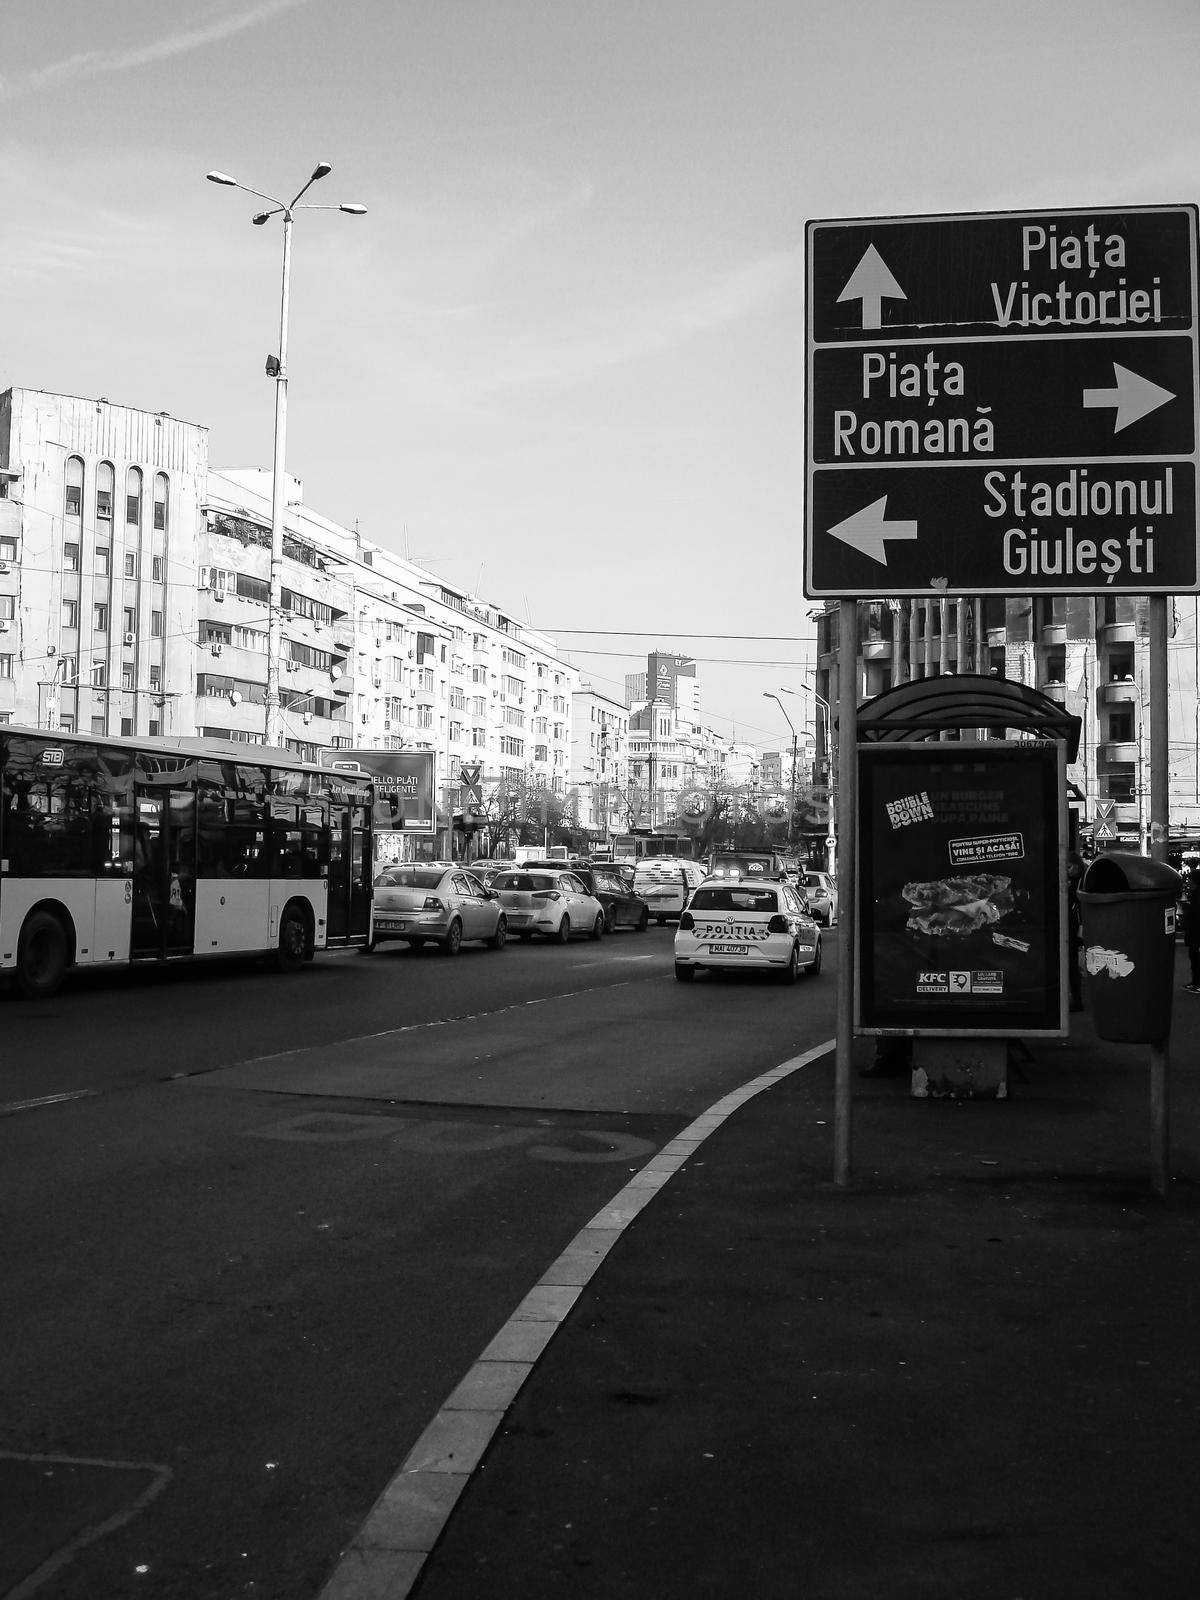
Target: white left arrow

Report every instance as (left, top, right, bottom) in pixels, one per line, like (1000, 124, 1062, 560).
(828, 496, 918, 565)
(837, 244, 906, 330)
(1083, 363, 1175, 433)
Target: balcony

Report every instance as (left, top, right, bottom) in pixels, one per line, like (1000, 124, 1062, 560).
(1100, 678, 1138, 706)
(861, 637, 893, 661)
(1039, 681, 1068, 704)
(1098, 619, 1137, 645)
(1098, 741, 1138, 765)
(1040, 623, 1067, 646)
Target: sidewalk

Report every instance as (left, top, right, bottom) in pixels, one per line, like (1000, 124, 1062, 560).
(347, 963, 1200, 1600)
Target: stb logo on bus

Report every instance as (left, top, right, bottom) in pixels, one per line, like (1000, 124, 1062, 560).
(39, 748, 65, 767)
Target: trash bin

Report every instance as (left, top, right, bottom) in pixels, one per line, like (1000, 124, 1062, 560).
(1077, 851, 1183, 1042)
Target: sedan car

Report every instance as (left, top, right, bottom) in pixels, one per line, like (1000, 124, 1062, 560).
(802, 870, 839, 926)
(370, 864, 506, 955)
(673, 877, 821, 983)
(489, 869, 606, 943)
(522, 861, 650, 932)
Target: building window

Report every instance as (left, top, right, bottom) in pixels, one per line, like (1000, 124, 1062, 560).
(126, 466, 142, 526)
(0, 654, 13, 678)
(0, 595, 13, 621)
(92, 661, 106, 687)
(124, 553, 136, 578)
(120, 717, 133, 737)
(151, 610, 163, 638)
(153, 473, 169, 532)
(0, 536, 17, 562)
(152, 555, 164, 583)
(95, 547, 110, 576)
(96, 461, 115, 521)
(149, 664, 161, 691)
(149, 720, 161, 737)
(61, 599, 78, 629)
(93, 604, 108, 631)
(121, 664, 134, 690)
(417, 706, 433, 729)
(91, 716, 106, 734)
(65, 456, 84, 519)
(64, 541, 80, 572)
(123, 606, 136, 634)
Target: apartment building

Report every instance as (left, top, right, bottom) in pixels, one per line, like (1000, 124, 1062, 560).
(0, 388, 581, 833)
(569, 685, 629, 838)
(812, 594, 1200, 848)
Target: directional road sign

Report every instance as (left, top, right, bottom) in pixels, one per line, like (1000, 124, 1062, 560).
(805, 205, 1200, 597)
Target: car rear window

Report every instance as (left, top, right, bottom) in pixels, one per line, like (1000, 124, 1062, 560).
(690, 887, 779, 912)
(377, 869, 444, 889)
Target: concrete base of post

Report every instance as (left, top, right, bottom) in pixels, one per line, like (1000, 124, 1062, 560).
(911, 1037, 1008, 1100)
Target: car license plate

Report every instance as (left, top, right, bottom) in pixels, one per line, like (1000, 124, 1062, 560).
(375, 918, 405, 932)
(709, 944, 746, 955)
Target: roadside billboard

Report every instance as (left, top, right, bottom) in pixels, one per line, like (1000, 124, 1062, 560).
(857, 741, 1066, 1035)
(320, 748, 437, 837)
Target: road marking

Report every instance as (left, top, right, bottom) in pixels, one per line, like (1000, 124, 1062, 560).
(315, 1037, 836, 1600)
(0, 1089, 95, 1117)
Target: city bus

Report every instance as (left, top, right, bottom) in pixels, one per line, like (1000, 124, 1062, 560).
(0, 725, 374, 998)
(609, 828, 699, 862)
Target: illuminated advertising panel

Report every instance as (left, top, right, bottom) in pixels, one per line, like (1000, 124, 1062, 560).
(322, 749, 437, 836)
(858, 741, 1066, 1035)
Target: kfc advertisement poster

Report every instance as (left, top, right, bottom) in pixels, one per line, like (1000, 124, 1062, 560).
(858, 742, 1066, 1034)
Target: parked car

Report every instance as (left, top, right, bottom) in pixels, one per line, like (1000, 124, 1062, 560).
(370, 864, 507, 955)
(632, 857, 707, 924)
(802, 870, 839, 926)
(673, 877, 822, 983)
(523, 861, 650, 932)
(489, 869, 606, 943)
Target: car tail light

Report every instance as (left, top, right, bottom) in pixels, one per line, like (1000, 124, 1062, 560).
(423, 897, 443, 911)
(533, 890, 562, 902)
(767, 914, 789, 933)
(678, 911, 694, 931)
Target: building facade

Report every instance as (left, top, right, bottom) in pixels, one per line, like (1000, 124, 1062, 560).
(812, 593, 1200, 849)
(0, 388, 581, 848)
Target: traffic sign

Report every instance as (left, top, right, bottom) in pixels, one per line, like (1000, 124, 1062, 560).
(457, 762, 483, 805)
(805, 205, 1200, 597)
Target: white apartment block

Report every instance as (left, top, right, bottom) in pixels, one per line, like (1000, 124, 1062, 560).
(0, 389, 580, 823)
(570, 685, 629, 838)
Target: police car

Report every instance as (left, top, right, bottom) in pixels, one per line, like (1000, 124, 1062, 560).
(673, 876, 822, 983)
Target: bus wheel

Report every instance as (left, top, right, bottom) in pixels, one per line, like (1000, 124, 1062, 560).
(275, 904, 308, 971)
(16, 911, 69, 1000)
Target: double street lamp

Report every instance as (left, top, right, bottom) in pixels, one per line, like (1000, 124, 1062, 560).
(762, 691, 798, 850)
(206, 161, 366, 746)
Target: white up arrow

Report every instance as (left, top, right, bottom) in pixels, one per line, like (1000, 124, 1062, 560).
(1083, 363, 1175, 433)
(837, 244, 906, 330)
(828, 496, 919, 565)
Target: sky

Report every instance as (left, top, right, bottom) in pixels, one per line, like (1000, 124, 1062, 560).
(3, 0, 1200, 750)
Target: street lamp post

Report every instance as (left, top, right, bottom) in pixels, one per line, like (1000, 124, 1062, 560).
(782, 683, 835, 871)
(763, 691, 798, 851)
(206, 162, 366, 747)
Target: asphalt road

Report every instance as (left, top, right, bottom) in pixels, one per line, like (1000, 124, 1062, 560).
(1, 927, 836, 1600)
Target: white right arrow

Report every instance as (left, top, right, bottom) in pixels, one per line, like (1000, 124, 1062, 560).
(1083, 363, 1175, 432)
(827, 496, 919, 565)
(837, 244, 906, 330)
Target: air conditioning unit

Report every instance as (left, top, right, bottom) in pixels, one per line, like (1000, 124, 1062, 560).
(213, 592, 225, 603)
(123, 631, 136, 646)
(303, 712, 313, 725)
(210, 643, 223, 657)
(0, 620, 9, 633)
(373, 676, 382, 688)
(0, 561, 9, 573)
(286, 661, 298, 673)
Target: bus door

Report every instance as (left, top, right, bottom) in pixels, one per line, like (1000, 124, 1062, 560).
(131, 786, 196, 959)
(327, 803, 372, 942)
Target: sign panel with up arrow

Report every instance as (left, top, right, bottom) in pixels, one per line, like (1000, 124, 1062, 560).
(805, 205, 1200, 597)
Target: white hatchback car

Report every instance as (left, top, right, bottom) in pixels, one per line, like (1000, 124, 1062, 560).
(490, 869, 606, 943)
(632, 858, 707, 925)
(673, 877, 822, 983)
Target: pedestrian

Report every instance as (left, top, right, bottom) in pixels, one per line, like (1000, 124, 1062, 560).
(1184, 866, 1200, 994)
